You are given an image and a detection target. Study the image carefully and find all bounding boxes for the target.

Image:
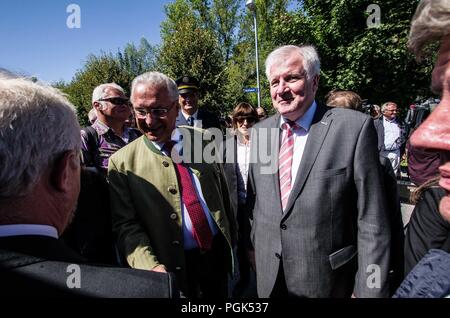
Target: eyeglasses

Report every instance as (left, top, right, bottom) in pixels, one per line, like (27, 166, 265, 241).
(97, 97, 130, 106)
(236, 116, 257, 124)
(134, 103, 175, 118)
(385, 109, 398, 113)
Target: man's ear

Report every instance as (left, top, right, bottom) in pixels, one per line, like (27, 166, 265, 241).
(312, 74, 320, 92)
(93, 101, 103, 111)
(50, 150, 79, 192)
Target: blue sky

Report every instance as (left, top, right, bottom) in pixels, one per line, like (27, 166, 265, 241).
(0, 0, 170, 83)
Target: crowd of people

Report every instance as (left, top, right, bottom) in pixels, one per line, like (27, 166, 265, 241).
(0, 0, 449, 298)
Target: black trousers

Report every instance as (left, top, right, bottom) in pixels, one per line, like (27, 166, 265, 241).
(184, 234, 229, 298)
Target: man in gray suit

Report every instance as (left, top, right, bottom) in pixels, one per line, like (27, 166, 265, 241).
(246, 45, 391, 298)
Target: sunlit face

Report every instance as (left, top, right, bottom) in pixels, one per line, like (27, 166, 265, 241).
(94, 87, 131, 122)
(132, 83, 179, 143)
(382, 103, 398, 120)
(410, 36, 450, 220)
(269, 53, 319, 121)
(179, 91, 199, 116)
(236, 116, 257, 137)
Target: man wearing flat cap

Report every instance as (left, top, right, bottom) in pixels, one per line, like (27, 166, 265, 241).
(175, 76, 221, 130)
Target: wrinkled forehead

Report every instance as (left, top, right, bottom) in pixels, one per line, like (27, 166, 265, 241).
(269, 56, 305, 80)
(104, 87, 125, 98)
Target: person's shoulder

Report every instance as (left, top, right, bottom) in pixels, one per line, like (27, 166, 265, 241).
(326, 106, 372, 126)
(253, 113, 280, 129)
(109, 135, 145, 163)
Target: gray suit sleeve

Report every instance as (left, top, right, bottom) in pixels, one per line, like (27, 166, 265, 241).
(353, 117, 391, 297)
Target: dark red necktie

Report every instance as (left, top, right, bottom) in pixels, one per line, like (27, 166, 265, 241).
(164, 142, 213, 251)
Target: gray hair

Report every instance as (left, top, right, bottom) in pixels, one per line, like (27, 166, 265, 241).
(408, 0, 450, 60)
(381, 102, 397, 112)
(0, 77, 81, 198)
(131, 72, 179, 103)
(92, 83, 125, 103)
(265, 45, 321, 81)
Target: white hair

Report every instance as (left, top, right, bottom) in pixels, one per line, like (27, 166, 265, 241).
(0, 77, 81, 198)
(131, 72, 179, 103)
(92, 83, 125, 103)
(265, 45, 321, 81)
(408, 0, 450, 60)
(381, 102, 397, 112)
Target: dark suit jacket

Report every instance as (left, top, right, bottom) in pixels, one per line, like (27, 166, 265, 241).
(176, 109, 221, 130)
(247, 104, 391, 297)
(222, 135, 239, 217)
(379, 156, 405, 294)
(0, 235, 178, 297)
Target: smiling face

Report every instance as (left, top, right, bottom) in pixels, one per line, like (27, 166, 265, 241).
(179, 91, 199, 116)
(410, 36, 450, 220)
(131, 83, 179, 143)
(382, 103, 399, 121)
(94, 87, 131, 122)
(268, 54, 319, 122)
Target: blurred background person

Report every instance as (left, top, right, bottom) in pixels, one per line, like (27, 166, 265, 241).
(175, 76, 221, 129)
(256, 107, 267, 120)
(223, 102, 259, 297)
(81, 83, 141, 176)
(371, 104, 382, 119)
(374, 102, 407, 175)
(326, 89, 362, 111)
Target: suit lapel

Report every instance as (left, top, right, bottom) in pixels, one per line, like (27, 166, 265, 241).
(176, 111, 188, 127)
(283, 105, 332, 215)
(265, 114, 282, 209)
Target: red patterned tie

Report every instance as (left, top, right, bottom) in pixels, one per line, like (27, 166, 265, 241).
(164, 142, 213, 251)
(279, 121, 297, 211)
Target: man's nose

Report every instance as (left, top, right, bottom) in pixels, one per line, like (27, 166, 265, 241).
(410, 99, 450, 151)
(276, 80, 289, 95)
(145, 113, 154, 125)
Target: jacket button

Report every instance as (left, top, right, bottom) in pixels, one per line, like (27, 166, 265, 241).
(162, 161, 169, 167)
(168, 187, 177, 194)
(275, 253, 281, 259)
(170, 213, 177, 220)
(280, 224, 287, 230)
(172, 240, 180, 247)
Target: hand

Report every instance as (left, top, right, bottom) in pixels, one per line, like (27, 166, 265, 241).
(152, 264, 167, 273)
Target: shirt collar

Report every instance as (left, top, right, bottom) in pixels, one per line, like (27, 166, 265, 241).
(152, 128, 182, 154)
(182, 110, 198, 121)
(383, 116, 397, 123)
(0, 224, 58, 238)
(92, 119, 132, 137)
(279, 100, 317, 132)
(92, 119, 110, 135)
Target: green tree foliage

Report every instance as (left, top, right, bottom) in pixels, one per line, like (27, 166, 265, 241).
(159, 0, 228, 116)
(235, 0, 290, 114)
(57, 39, 157, 127)
(272, 0, 435, 109)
